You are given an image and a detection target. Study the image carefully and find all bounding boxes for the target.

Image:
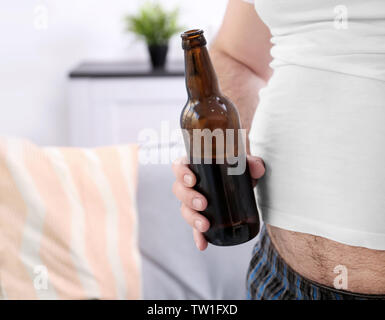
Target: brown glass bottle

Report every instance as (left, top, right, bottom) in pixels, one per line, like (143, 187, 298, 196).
(180, 29, 260, 246)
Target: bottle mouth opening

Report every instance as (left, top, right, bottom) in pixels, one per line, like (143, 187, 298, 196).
(181, 29, 204, 40)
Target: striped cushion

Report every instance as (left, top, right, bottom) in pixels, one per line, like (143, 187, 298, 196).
(0, 138, 140, 300)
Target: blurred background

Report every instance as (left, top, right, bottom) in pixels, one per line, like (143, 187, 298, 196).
(0, 0, 227, 146)
(0, 0, 257, 299)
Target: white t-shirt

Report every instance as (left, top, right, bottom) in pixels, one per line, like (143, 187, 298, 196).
(245, 0, 385, 249)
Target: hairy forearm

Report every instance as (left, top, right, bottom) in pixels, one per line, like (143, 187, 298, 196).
(209, 48, 269, 139)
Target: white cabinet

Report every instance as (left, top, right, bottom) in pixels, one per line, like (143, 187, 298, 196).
(68, 62, 186, 148)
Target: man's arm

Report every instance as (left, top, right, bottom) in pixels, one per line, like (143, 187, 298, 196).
(209, 0, 273, 146)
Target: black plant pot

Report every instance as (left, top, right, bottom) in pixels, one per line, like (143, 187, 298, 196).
(148, 44, 169, 70)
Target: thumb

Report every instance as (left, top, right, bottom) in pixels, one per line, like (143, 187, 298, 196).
(247, 155, 265, 181)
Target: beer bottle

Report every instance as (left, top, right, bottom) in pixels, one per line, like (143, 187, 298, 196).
(180, 29, 260, 246)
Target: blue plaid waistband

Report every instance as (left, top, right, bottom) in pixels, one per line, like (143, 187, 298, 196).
(246, 224, 385, 300)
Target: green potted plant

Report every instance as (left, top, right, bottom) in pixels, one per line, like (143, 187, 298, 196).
(125, 2, 183, 69)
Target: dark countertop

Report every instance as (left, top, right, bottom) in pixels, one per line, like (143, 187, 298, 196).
(69, 60, 185, 78)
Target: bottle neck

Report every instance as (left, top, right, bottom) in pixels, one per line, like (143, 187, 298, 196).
(184, 45, 221, 100)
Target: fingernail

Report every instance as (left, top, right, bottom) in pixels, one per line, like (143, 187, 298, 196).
(194, 220, 203, 232)
(257, 158, 265, 167)
(183, 174, 193, 186)
(192, 198, 203, 210)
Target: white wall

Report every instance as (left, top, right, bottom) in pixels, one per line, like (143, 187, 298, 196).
(0, 0, 228, 146)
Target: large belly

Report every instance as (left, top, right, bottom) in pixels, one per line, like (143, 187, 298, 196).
(267, 224, 385, 294)
(249, 65, 385, 292)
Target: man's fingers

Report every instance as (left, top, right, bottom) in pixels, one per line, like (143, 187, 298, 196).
(181, 204, 210, 233)
(247, 155, 266, 180)
(172, 182, 208, 211)
(172, 157, 196, 187)
(193, 229, 208, 251)
(172, 155, 264, 252)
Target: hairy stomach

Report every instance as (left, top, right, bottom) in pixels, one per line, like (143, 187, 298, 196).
(267, 224, 385, 294)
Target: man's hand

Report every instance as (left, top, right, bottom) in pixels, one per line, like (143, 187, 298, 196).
(172, 156, 265, 250)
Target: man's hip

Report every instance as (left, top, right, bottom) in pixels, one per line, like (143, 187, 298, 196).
(247, 224, 385, 300)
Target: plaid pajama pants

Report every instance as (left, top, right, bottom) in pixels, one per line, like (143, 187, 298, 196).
(246, 225, 385, 300)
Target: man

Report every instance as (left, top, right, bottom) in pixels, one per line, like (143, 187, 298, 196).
(172, 0, 385, 299)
